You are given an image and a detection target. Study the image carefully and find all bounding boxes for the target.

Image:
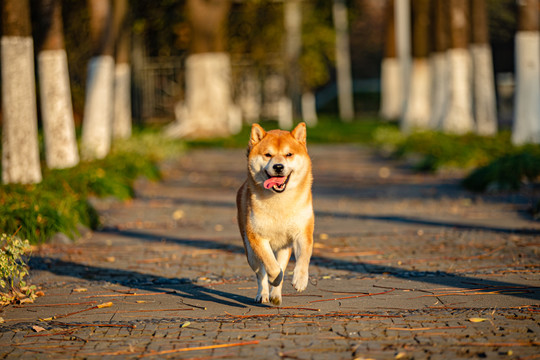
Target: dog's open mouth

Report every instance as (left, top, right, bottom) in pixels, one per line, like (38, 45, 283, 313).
(264, 173, 291, 193)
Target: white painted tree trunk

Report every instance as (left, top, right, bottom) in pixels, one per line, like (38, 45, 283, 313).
(470, 44, 498, 136)
(1, 37, 42, 184)
(301, 92, 318, 127)
(333, 0, 355, 121)
(38, 49, 80, 169)
(395, 0, 411, 121)
(512, 31, 540, 145)
(81, 55, 115, 160)
(401, 58, 431, 133)
(428, 52, 449, 129)
(238, 69, 261, 124)
(165, 53, 240, 138)
(278, 97, 293, 129)
(113, 62, 132, 139)
(441, 48, 474, 134)
(379, 57, 402, 120)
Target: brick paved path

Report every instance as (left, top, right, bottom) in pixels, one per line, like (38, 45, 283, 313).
(1, 145, 539, 359)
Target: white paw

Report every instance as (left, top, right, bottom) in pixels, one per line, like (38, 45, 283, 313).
(292, 268, 308, 292)
(255, 292, 269, 303)
(270, 288, 282, 305)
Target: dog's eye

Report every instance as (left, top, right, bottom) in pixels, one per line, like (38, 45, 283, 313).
(264, 153, 272, 158)
(286, 153, 293, 157)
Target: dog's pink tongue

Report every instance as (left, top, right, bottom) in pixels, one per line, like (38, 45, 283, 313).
(264, 177, 286, 189)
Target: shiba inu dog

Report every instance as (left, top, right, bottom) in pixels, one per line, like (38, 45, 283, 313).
(236, 122, 314, 305)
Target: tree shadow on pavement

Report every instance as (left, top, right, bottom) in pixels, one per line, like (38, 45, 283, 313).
(316, 210, 540, 235)
(82, 228, 540, 302)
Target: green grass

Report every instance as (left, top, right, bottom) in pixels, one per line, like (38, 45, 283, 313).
(371, 125, 540, 193)
(184, 115, 389, 149)
(0, 131, 184, 244)
(373, 126, 515, 171)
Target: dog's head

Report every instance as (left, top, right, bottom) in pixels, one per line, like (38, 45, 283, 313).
(246, 122, 311, 194)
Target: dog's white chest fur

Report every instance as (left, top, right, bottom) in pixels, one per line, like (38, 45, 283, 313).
(248, 194, 312, 251)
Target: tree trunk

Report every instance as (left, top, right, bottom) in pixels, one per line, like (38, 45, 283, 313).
(428, 0, 449, 129)
(238, 68, 261, 124)
(380, 0, 402, 121)
(512, 0, 540, 145)
(165, 0, 240, 139)
(395, 0, 411, 124)
(441, 0, 474, 134)
(301, 92, 318, 127)
(285, 0, 302, 121)
(1, 0, 42, 184)
(81, 0, 115, 159)
(113, 0, 131, 139)
(38, 0, 80, 169)
(333, 0, 354, 121)
(402, 0, 431, 133)
(470, 0, 497, 136)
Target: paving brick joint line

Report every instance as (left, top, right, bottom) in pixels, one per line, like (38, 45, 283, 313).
(1, 145, 539, 359)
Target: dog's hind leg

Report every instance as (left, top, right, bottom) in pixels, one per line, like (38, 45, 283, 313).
(270, 247, 292, 305)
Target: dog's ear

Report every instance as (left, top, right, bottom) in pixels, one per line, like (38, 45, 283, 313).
(249, 123, 266, 147)
(291, 122, 307, 145)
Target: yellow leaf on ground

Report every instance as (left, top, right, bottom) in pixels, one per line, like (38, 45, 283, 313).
(97, 302, 113, 308)
(39, 317, 56, 321)
(32, 325, 46, 332)
(469, 317, 488, 323)
(73, 288, 87, 293)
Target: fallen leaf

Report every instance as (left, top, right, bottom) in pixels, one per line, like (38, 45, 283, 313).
(73, 288, 87, 293)
(469, 317, 488, 323)
(32, 325, 46, 332)
(35, 291, 45, 297)
(181, 321, 190, 328)
(0, 317, 4, 324)
(136, 300, 147, 304)
(97, 302, 113, 308)
(395, 352, 408, 359)
(105, 257, 116, 263)
(172, 209, 184, 220)
(39, 316, 56, 321)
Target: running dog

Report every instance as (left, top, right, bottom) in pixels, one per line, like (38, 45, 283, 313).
(236, 122, 314, 305)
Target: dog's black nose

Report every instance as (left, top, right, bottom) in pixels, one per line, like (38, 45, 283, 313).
(273, 164, 284, 173)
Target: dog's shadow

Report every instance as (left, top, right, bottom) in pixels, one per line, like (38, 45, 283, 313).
(29, 255, 268, 309)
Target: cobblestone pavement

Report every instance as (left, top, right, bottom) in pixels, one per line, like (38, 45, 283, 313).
(1, 145, 539, 359)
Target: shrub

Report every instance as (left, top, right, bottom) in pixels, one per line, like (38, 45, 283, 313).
(463, 148, 540, 192)
(0, 233, 36, 305)
(0, 132, 183, 244)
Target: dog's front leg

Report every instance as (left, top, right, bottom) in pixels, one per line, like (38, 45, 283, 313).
(270, 247, 292, 305)
(291, 229, 313, 292)
(244, 239, 270, 303)
(248, 235, 283, 287)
